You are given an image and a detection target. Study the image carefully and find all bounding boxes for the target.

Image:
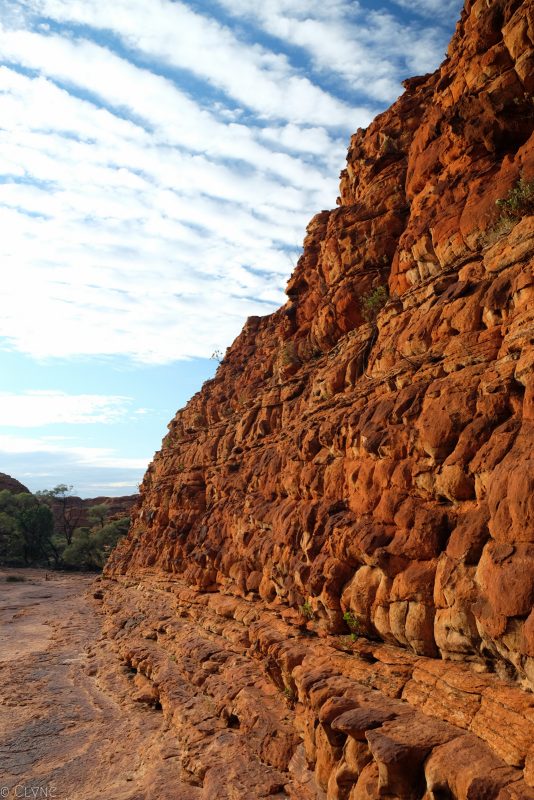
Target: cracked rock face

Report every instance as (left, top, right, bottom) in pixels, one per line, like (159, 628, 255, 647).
(104, 0, 534, 796)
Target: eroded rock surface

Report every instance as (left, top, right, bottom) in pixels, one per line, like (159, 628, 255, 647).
(103, 0, 534, 796)
(0, 570, 198, 800)
(94, 575, 534, 799)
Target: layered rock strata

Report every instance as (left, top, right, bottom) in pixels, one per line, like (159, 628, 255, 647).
(97, 574, 534, 799)
(104, 0, 534, 797)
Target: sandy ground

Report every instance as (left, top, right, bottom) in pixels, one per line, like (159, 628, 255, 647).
(0, 569, 194, 800)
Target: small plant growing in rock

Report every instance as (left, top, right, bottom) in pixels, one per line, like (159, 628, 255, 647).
(484, 215, 515, 243)
(299, 600, 314, 619)
(379, 133, 396, 156)
(280, 341, 300, 367)
(283, 686, 296, 702)
(495, 177, 534, 220)
(361, 285, 388, 323)
(484, 177, 534, 245)
(299, 339, 322, 362)
(343, 610, 360, 640)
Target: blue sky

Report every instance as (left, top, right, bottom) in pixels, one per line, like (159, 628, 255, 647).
(0, 0, 462, 497)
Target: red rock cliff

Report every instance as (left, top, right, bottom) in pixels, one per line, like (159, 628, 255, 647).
(102, 1, 534, 797)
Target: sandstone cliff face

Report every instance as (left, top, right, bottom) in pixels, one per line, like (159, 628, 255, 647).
(103, 1, 534, 797)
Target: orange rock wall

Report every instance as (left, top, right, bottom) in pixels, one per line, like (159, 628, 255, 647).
(108, 0, 534, 688)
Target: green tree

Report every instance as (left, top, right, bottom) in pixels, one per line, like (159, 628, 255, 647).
(0, 491, 54, 566)
(14, 495, 55, 564)
(0, 491, 23, 564)
(62, 516, 129, 571)
(495, 177, 534, 221)
(87, 504, 109, 529)
(62, 529, 99, 570)
(35, 484, 82, 545)
(95, 515, 130, 550)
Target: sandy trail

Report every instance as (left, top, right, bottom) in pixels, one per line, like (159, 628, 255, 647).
(0, 569, 195, 800)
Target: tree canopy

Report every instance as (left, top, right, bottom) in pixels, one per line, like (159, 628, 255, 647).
(0, 488, 129, 571)
(0, 491, 55, 565)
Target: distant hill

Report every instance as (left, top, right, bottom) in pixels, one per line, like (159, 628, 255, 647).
(0, 471, 137, 524)
(0, 472, 30, 495)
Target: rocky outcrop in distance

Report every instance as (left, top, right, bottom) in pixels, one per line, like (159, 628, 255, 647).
(0, 471, 136, 519)
(55, 492, 137, 527)
(0, 472, 137, 540)
(0, 472, 30, 495)
(103, 1, 534, 797)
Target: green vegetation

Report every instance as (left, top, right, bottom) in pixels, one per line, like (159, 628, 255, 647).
(343, 610, 360, 640)
(0, 488, 129, 571)
(0, 490, 55, 566)
(298, 339, 322, 362)
(299, 600, 314, 619)
(62, 516, 130, 570)
(87, 503, 109, 529)
(283, 686, 296, 702)
(35, 484, 82, 546)
(361, 285, 388, 323)
(495, 177, 534, 220)
(485, 177, 534, 244)
(484, 214, 516, 242)
(280, 340, 300, 367)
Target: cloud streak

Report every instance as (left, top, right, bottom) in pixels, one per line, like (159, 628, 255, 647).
(19, 0, 366, 127)
(211, 0, 449, 101)
(0, 390, 132, 427)
(0, 433, 148, 495)
(0, 433, 147, 468)
(0, 0, 461, 364)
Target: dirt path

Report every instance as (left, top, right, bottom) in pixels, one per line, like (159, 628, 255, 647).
(0, 569, 195, 800)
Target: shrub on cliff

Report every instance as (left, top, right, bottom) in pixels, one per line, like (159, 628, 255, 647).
(280, 340, 300, 367)
(299, 600, 314, 619)
(361, 285, 388, 323)
(484, 177, 534, 244)
(343, 610, 360, 640)
(495, 177, 534, 220)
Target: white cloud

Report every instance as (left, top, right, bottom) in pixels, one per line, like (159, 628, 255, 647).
(89, 481, 138, 489)
(0, 391, 132, 426)
(0, 2, 459, 364)
(390, 0, 461, 17)
(0, 433, 148, 496)
(20, 0, 367, 127)
(0, 65, 334, 362)
(0, 434, 148, 469)
(211, 0, 458, 98)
